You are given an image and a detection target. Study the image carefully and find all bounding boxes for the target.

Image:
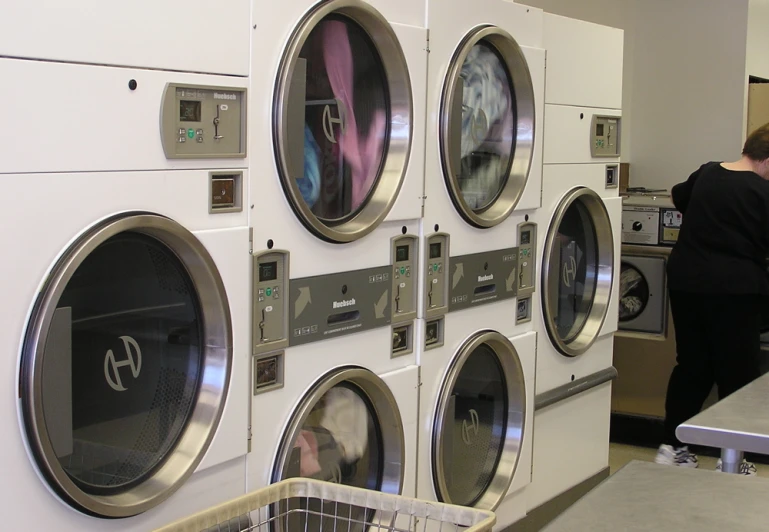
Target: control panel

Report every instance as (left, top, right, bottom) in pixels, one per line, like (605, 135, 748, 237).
(253, 251, 289, 355)
(622, 206, 661, 245)
(289, 266, 391, 347)
(391, 235, 417, 323)
(449, 247, 518, 312)
(424, 233, 450, 318)
(660, 207, 682, 244)
(161, 83, 246, 159)
(591, 115, 621, 157)
(516, 222, 537, 323)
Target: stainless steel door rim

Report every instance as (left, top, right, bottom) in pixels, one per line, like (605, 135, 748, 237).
(432, 330, 526, 510)
(541, 187, 614, 357)
(20, 213, 232, 518)
(440, 25, 536, 228)
(274, 0, 413, 243)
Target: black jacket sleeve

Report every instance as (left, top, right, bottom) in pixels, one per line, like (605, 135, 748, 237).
(671, 163, 708, 214)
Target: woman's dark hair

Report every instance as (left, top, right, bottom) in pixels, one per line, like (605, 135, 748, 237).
(743, 123, 769, 161)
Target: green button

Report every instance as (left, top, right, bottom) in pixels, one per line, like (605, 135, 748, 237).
(266, 288, 272, 297)
(187, 128, 195, 139)
(433, 264, 438, 272)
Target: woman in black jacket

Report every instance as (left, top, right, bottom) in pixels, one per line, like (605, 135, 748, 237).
(655, 124, 769, 475)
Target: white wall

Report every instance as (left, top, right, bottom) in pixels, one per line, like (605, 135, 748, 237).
(747, 0, 769, 79)
(521, 0, 749, 191)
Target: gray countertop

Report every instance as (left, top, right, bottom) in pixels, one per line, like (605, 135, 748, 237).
(542, 461, 769, 531)
(677, 372, 769, 453)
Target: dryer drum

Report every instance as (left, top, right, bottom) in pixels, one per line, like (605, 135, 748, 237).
(19, 213, 233, 518)
(272, 366, 405, 532)
(274, 0, 413, 244)
(541, 187, 614, 357)
(432, 331, 525, 511)
(440, 25, 536, 228)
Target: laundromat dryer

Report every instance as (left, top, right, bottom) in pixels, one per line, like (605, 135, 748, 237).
(612, 194, 684, 420)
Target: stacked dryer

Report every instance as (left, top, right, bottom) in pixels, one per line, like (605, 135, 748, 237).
(416, 0, 545, 529)
(0, 0, 252, 529)
(245, 0, 427, 526)
(527, 14, 624, 515)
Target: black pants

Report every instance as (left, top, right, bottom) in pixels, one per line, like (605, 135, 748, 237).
(663, 291, 762, 446)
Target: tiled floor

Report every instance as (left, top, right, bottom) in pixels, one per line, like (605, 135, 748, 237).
(609, 442, 769, 477)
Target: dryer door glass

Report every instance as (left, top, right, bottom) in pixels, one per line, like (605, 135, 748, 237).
(274, 368, 404, 531)
(619, 262, 649, 322)
(275, 3, 412, 243)
(21, 215, 232, 518)
(432, 332, 525, 510)
(441, 28, 536, 228)
(542, 188, 614, 357)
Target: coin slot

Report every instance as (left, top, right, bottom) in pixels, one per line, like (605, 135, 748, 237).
(392, 323, 412, 357)
(327, 310, 361, 326)
(253, 352, 285, 395)
(209, 171, 243, 214)
(425, 317, 445, 350)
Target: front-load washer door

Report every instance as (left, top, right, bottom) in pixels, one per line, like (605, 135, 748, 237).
(432, 331, 525, 510)
(273, 367, 404, 531)
(274, 0, 412, 243)
(618, 256, 666, 334)
(542, 187, 615, 357)
(440, 26, 536, 228)
(20, 213, 232, 518)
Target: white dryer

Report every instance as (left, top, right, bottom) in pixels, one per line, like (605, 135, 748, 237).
(420, 0, 544, 273)
(247, 332, 419, 530)
(416, 303, 536, 531)
(527, 14, 624, 513)
(0, 58, 250, 529)
(248, 0, 427, 279)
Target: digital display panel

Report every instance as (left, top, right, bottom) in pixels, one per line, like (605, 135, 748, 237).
(396, 245, 409, 263)
(180, 100, 202, 122)
(521, 231, 531, 245)
(429, 242, 442, 259)
(596, 123, 605, 136)
(259, 261, 278, 282)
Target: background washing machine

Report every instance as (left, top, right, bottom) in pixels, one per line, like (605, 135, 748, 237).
(526, 13, 624, 521)
(248, 0, 427, 282)
(420, 0, 544, 287)
(0, 58, 250, 529)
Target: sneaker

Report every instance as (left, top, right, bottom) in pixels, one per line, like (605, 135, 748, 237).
(716, 459, 757, 476)
(655, 444, 699, 468)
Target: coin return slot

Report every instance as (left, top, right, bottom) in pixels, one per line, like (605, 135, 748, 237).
(392, 324, 412, 357)
(474, 284, 497, 296)
(425, 318, 445, 350)
(327, 310, 361, 326)
(254, 352, 284, 395)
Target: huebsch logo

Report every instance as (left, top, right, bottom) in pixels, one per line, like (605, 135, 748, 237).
(333, 298, 356, 309)
(213, 92, 237, 100)
(477, 274, 494, 283)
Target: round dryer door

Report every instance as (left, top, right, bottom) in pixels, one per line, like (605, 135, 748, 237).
(432, 331, 525, 510)
(618, 261, 649, 322)
(274, 0, 412, 243)
(273, 367, 404, 531)
(440, 26, 536, 228)
(542, 187, 614, 357)
(20, 214, 232, 518)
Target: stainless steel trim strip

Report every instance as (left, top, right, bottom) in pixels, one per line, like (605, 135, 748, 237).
(535, 367, 617, 411)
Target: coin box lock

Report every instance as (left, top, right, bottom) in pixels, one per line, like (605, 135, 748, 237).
(209, 171, 243, 213)
(392, 323, 413, 358)
(253, 351, 284, 395)
(425, 317, 445, 350)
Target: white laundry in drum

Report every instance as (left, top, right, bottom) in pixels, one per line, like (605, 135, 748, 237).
(319, 387, 369, 463)
(619, 266, 644, 320)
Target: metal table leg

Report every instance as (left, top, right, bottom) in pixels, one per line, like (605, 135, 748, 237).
(721, 448, 744, 474)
